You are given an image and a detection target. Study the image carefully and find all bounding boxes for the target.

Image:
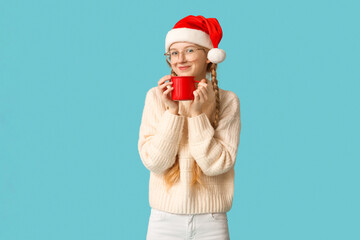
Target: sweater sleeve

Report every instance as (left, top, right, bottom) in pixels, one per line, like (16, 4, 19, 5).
(187, 92, 241, 176)
(138, 88, 185, 174)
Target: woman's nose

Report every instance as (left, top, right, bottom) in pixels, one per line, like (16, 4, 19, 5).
(178, 51, 187, 62)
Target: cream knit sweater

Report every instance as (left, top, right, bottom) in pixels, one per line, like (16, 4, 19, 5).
(138, 82, 241, 214)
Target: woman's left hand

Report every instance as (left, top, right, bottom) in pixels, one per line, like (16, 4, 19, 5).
(189, 79, 208, 117)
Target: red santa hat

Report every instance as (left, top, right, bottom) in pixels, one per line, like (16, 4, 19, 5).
(165, 15, 226, 64)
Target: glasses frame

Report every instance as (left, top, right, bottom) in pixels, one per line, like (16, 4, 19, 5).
(164, 47, 207, 63)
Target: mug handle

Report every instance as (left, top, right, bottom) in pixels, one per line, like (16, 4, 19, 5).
(194, 80, 202, 90)
(193, 80, 201, 91)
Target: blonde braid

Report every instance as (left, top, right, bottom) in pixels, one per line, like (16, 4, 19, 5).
(210, 63, 220, 129)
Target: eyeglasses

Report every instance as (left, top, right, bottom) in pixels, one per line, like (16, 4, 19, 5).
(164, 47, 206, 63)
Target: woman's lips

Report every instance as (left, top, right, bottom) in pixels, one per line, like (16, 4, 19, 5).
(179, 66, 190, 70)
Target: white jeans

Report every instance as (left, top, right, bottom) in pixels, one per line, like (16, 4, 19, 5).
(146, 208, 230, 240)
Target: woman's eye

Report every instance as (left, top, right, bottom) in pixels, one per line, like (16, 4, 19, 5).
(186, 48, 194, 53)
(171, 51, 178, 55)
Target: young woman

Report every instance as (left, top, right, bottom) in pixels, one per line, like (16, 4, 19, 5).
(138, 15, 241, 240)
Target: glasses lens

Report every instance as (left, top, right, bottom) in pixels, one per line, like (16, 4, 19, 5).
(170, 51, 178, 62)
(186, 49, 195, 60)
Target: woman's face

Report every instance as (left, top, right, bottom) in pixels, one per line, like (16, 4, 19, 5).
(168, 42, 210, 79)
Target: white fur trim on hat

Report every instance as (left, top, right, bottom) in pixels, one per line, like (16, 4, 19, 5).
(207, 48, 226, 63)
(165, 28, 213, 52)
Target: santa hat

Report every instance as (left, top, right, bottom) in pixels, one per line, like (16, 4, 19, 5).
(165, 15, 226, 64)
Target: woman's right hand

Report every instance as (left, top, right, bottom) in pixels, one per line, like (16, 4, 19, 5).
(157, 75, 179, 114)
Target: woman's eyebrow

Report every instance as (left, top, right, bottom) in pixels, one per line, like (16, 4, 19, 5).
(170, 45, 197, 50)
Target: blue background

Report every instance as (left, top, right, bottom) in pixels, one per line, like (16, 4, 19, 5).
(1, 0, 359, 239)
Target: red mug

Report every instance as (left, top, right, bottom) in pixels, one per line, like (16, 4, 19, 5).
(170, 76, 200, 101)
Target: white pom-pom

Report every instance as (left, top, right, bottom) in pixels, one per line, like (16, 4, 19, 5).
(207, 48, 226, 63)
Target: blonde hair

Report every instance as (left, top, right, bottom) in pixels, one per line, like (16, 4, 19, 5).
(163, 46, 220, 192)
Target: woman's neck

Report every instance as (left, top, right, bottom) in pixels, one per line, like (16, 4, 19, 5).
(194, 73, 206, 81)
